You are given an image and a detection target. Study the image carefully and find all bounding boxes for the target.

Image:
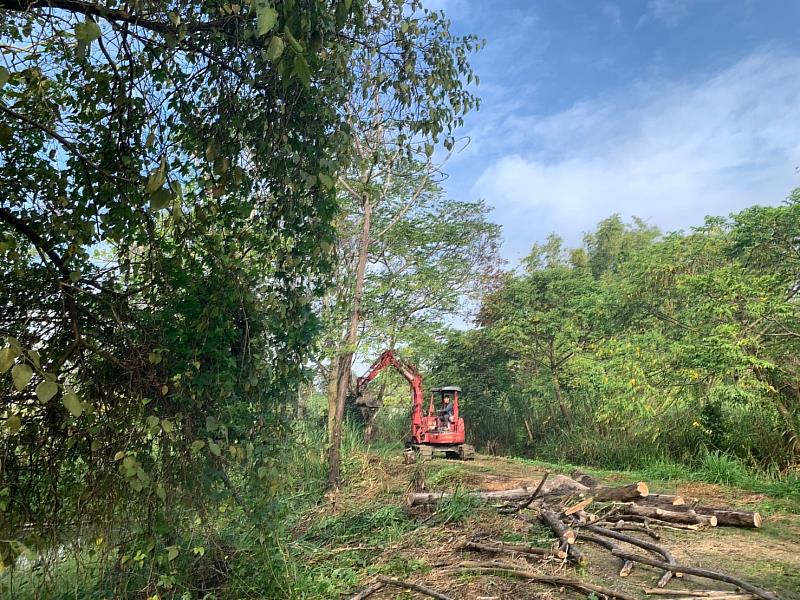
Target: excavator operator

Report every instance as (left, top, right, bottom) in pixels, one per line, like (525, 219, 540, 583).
(437, 395, 454, 430)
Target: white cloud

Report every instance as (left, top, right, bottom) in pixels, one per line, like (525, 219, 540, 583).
(472, 50, 800, 259)
(637, 0, 693, 28)
(602, 2, 622, 27)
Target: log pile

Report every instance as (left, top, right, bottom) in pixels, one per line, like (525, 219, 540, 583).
(391, 472, 776, 600)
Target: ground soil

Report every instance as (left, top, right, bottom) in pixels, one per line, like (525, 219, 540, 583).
(301, 452, 800, 600)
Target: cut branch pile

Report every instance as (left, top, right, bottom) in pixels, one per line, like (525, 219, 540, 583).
(403, 472, 777, 600)
(349, 472, 777, 600)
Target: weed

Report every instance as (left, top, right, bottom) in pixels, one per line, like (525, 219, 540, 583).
(433, 487, 480, 525)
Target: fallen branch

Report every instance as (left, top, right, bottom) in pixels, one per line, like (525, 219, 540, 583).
(347, 581, 386, 600)
(376, 575, 453, 600)
(610, 519, 661, 540)
(644, 589, 756, 597)
(456, 560, 639, 600)
(577, 532, 635, 578)
(497, 471, 550, 514)
(581, 523, 679, 587)
(463, 540, 567, 559)
(616, 504, 717, 527)
(610, 551, 778, 600)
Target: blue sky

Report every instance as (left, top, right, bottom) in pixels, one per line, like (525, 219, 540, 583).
(427, 0, 800, 262)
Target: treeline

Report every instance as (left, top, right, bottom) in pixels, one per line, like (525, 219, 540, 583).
(431, 193, 800, 471)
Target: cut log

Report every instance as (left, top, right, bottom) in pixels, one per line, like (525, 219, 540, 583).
(679, 507, 762, 528)
(497, 471, 550, 514)
(408, 487, 535, 506)
(603, 515, 706, 531)
(456, 561, 639, 600)
(641, 493, 687, 507)
(634, 499, 762, 528)
(610, 550, 778, 600)
(563, 497, 594, 516)
(594, 481, 649, 502)
(540, 509, 585, 564)
(618, 504, 717, 527)
(409, 475, 589, 507)
(463, 540, 567, 560)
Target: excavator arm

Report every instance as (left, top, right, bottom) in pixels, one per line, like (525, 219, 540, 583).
(356, 350, 427, 441)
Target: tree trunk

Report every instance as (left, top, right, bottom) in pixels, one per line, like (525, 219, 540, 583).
(297, 383, 309, 421)
(327, 195, 372, 489)
(326, 357, 341, 439)
(362, 407, 379, 444)
(549, 343, 571, 422)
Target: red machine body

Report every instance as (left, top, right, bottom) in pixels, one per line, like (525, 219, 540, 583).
(356, 350, 473, 459)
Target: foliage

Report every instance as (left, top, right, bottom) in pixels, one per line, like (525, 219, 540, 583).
(0, 0, 371, 595)
(432, 193, 800, 473)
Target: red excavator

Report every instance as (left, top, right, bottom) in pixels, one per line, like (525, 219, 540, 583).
(355, 350, 474, 460)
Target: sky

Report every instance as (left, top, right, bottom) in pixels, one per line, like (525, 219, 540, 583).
(425, 0, 800, 263)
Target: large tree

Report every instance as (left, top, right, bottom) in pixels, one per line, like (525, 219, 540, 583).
(324, 0, 482, 487)
(319, 166, 501, 443)
(1, 0, 364, 591)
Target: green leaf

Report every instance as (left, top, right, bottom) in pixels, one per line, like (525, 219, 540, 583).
(191, 440, 205, 451)
(114, 451, 126, 461)
(35, 381, 58, 404)
(69, 269, 81, 283)
(146, 415, 160, 430)
(167, 546, 179, 561)
(256, 3, 278, 36)
(265, 35, 285, 61)
(160, 419, 174, 433)
(0, 347, 17, 373)
(75, 20, 101, 44)
(293, 54, 311, 88)
(318, 173, 334, 190)
(208, 441, 221, 456)
(0, 66, 9, 89)
(155, 484, 166, 502)
(63, 392, 83, 417)
(5, 414, 21, 434)
(146, 157, 167, 193)
(11, 363, 32, 391)
(149, 188, 172, 210)
(148, 352, 162, 365)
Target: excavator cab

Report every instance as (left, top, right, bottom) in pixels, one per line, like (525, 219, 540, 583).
(428, 386, 461, 432)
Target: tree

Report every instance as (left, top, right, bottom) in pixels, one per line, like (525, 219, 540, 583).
(325, 0, 482, 488)
(482, 239, 602, 425)
(1, 0, 365, 589)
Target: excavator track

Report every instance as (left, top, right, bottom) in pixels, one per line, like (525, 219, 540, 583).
(408, 443, 474, 461)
